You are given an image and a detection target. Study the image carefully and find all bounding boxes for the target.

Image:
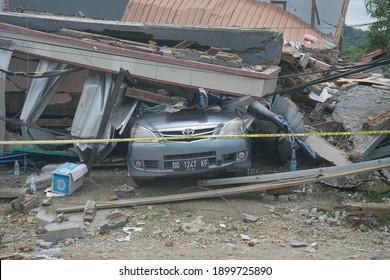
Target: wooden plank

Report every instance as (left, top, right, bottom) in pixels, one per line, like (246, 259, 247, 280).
(35, 118, 73, 127)
(126, 87, 180, 105)
(362, 109, 390, 131)
(337, 78, 390, 87)
(309, 57, 332, 71)
(0, 188, 28, 199)
(173, 40, 196, 49)
(340, 202, 390, 215)
(56, 157, 390, 213)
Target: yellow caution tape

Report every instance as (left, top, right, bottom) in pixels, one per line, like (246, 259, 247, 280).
(0, 130, 389, 145)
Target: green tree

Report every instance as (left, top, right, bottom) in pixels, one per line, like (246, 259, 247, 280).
(364, 0, 390, 52)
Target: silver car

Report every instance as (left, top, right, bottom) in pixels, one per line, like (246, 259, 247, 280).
(127, 108, 251, 183)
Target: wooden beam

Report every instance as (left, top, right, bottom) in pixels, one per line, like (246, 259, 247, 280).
(126, 87, 180, 105)
(340, 202, 390, 215)
(0, 188, 28, 199)
(56, 157, 390, 213)
(173, 40, 196, 49)
(335, 0, 351, 49)
(311, 0, 316, 27)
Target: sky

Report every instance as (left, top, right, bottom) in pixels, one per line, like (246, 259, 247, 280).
(345, 0, 375, 29)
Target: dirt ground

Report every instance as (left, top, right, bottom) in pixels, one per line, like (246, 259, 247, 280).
(1, 151, 390, 260)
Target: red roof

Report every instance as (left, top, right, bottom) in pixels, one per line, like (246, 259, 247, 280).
(122, 0, 335, 50)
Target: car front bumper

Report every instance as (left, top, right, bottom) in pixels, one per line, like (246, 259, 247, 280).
(128, 138, 251, 179)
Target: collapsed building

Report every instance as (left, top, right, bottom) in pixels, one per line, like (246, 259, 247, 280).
(0, 0, 389, 177)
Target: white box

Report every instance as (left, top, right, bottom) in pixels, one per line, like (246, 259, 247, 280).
(52, 162, 88, 195)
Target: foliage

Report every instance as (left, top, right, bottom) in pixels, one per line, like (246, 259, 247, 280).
(341, 26, 369, 61)
(342, 26, 368, 49)
(341, 46, 365, 62)
(364, 0, 390, 52)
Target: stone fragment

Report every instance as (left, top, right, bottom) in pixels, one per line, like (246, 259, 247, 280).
(83, 199, 97, 222)
(43, 233, 59, 244)
(290, 239, 308, 247)
(278, 194, 289, 202)
(36, 209, 56, 228)
(243, 214, 259, 223)
(305, 246, 317, 253)
(44, 221, 84, 240)
(114, 184, 135, 198)
(99, 214, 129, 233)
(37, 241, 53, 249)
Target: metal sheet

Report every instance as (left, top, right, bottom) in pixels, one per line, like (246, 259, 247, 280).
(0, 40, 15, 154)
(19, 59, 66, 146)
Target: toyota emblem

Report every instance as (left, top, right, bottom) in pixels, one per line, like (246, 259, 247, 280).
(182, 128, 195, 135)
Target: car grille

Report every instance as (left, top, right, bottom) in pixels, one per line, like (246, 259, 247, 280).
(164, 152, 216, 169)
(144, 160, 158, 169)
(159, 127, 216, 141)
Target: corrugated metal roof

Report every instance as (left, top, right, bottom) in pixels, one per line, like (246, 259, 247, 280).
(122, 0, 334, 50)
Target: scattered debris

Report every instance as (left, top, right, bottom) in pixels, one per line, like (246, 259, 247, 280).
(290, 239, 309, 247)
(248, 239, 258, 247)
(36, 209, 56, 228)
(99, 214, 129, 233)
(114, 184, 135, 199)
(181, 216, 215, 234)
(11, 194, 40, 212)
(243, 214, 259, 223)
(83, 199, 97, 222)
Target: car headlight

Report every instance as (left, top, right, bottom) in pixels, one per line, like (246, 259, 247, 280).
(131, 125, 158, 142)
(219, 118, 246, 135)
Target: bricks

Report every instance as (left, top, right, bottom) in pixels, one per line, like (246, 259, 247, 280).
(44, 221, 84, 240)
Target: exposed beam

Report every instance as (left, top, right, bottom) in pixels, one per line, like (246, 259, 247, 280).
(57, 158, 390, 213)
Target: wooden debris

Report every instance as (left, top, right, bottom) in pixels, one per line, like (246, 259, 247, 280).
(114, 184, 135, 198)
(0, 188, 28, 199)
(57, 158, 390, 213)
(83, 199, 97, 222)
(362, 109, 390, 131)
(126, 87, 180, 105)
(340, 202, 390, 215)
(173, 40, 196, 49)
(337, 78, 390, 87)
(11, 194, 40, 212)
(308, 57, 332, 72)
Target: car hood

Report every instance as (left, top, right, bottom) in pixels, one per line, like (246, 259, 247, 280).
(135, 109, 241, 131)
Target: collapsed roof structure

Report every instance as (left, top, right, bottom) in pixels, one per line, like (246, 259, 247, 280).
(1, 0, 389, 175)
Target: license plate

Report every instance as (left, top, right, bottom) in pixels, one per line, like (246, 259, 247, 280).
(172, 159, 209, 171)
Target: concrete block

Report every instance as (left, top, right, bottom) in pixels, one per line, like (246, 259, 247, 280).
(44, 233, 59, 244)
(36, 209, 56, 228)
(262, 194, 277, 201)
(37, 241, 54, 249)
(26, 173, 52, 191)
(44, 221, 84, 240)
(278, 194, 289, 202)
